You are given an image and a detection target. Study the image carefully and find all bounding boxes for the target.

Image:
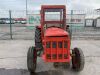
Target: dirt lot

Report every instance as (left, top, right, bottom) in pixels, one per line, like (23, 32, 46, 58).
(0, 40, 100, 75)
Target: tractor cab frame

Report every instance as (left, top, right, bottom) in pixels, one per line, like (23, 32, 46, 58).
(41, 5, 67, 38)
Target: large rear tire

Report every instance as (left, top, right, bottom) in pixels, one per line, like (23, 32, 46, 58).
(35, 28, 41, 43)
(72, 48, 85, 71)
(27, 46, 37, 73)
(35, 27, 43, 56)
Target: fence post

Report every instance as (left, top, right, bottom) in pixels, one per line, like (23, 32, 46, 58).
(70, 10, 73, 39)
(9, 10, 13, 39)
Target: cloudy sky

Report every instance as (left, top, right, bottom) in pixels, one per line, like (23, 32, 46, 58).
(0, 0, 100, 11)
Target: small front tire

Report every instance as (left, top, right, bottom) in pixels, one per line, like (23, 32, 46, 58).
(72, 48, 85, 71)
(27, 46, 37, 73)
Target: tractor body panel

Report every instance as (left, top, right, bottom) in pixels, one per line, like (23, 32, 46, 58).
(41, 5, 67, 38)
(42, 36, 70, 62)
(42, 27, 70, 62)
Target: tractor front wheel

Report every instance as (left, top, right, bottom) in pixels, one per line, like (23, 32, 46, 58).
(72, 48, 85, 71)
(27, 46, 37, 73)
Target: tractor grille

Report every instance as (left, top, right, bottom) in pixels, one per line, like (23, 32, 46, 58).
(46, 54, 68, 59)
(45, 40, 69, 61)
(46, 41, 68, 48)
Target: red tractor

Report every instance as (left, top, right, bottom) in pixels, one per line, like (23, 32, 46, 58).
(27, 5, 85, 74)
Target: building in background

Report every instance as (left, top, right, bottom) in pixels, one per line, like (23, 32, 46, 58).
(85, 15, 100, 27)
(94, 17, 100, 27)
(66, 14, 85, 27)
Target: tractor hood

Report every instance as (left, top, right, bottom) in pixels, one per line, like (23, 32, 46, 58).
(44, 27, 68, 37)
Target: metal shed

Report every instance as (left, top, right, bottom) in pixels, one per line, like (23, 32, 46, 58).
(66, 14, 85, 27)
(95, 17, 100, 27)
(85, 15, 99, 27)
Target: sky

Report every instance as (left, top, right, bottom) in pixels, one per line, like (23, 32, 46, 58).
(0, 0, 100, 18)
(0, 0, 100, 11)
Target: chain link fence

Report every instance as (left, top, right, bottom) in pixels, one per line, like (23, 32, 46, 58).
(0, 10, 10, 40)
(0, 10, 100, 40)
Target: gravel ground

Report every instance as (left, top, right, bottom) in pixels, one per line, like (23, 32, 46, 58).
(0, 40, 100, 75)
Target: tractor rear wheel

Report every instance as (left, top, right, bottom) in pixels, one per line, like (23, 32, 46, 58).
(72, 48, 85, 71)
(35, 28, 41, 43)
(27, 46, 37, 73)
(35, 27, 43, 56)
